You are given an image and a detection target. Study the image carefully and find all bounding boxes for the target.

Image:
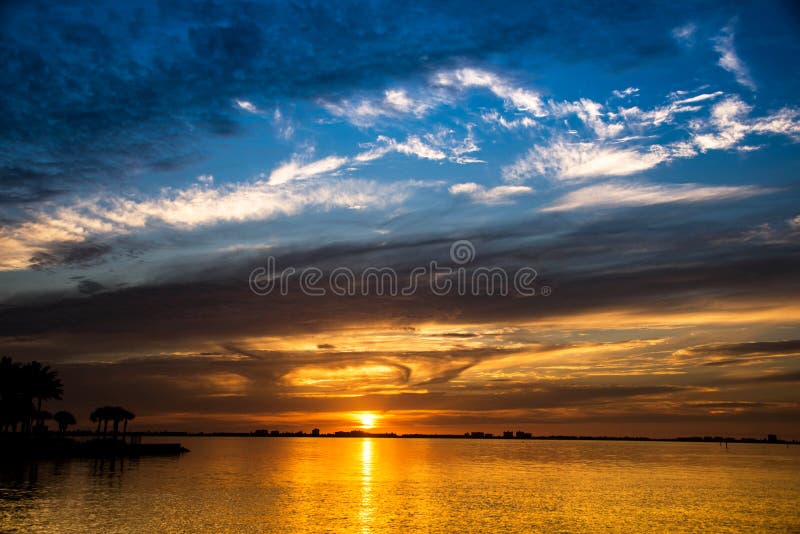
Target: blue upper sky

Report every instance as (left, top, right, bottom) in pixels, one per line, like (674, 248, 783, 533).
(1, 1, 800, 434)
(2, 1, 799, 290)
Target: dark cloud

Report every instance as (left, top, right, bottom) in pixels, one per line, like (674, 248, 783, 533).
(676, 340, 800, 366)
(0, 223, 798, 361)
(77, 279, 105, 295)
(29, 243, 113, 270)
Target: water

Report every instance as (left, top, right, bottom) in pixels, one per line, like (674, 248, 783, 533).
(1, 438, 798, 532)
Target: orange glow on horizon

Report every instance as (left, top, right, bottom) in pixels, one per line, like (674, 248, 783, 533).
(354, 411, 380, 429)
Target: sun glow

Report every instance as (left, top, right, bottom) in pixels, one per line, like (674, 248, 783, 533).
(355, 412, 380, 429)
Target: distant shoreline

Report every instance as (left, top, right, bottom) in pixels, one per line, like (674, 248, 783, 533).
(81, 430, 796, 444)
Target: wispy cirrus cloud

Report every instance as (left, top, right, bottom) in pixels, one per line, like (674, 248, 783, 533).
(434, 67, 549, 117)
(0, 177, 424, 271)
(692, 96, 800, 151)
(541, 181, 766, 212)
(320, 89, 439, 126)
(502, 95, 799, 184)
(713, 24, 756, 91)
(356, 129, 483, 164)
(449, 183, 533, 204)
(672, 22, 697, 47)
(502, 141, 694, 182)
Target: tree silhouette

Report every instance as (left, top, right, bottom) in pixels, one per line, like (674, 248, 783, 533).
(1, 357, 63, 435)
(90, 406, 110, 437)
(54, 411, 77, 435)
(90, 406, 135, 440)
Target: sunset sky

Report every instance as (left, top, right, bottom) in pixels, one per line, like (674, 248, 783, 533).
(1, 0, 799, 438)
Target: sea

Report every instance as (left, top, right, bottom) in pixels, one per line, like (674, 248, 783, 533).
(1, 437, 799, 532)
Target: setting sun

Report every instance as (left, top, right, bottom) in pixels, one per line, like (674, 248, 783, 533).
(354, 412, 380, 429)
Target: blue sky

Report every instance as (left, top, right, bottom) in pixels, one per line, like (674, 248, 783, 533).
(1, 0, 799, 435)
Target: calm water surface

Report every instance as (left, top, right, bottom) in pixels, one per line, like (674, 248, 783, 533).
(1, 437, 799, 532)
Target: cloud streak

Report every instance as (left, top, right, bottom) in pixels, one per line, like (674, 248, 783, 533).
(542, 182, 766, 212)
(713, 25, 756, 91)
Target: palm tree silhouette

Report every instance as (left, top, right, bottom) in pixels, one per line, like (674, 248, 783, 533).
(120, 408, 135, 440)
(90, 406, 110, 437)
(90, 406, 135, 441)
(110, 407, 135, 441)
(22, 361, 63, 433)
(1, 357, 63, 435)
(54, 411, 76, 435)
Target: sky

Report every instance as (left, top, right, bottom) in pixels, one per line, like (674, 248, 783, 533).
(1, 0, 800, 438)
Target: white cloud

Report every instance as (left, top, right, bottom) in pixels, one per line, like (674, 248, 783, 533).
(197, 174, 214, 184)
(689, 96, 800, 151)
(435, 68, 548, 117)
(751, 107, 800, 139)
(273, 108, 295, 139)
(481, 110, 536, 130)
(321, 88, 437, 126)
(551, 99, 624, 138)
(503, 141, 689, 182)
(713, 25, 756, 91)
(0, 178, 421, 271)
(672, 22, 697, 46)
(235, 99, 259, 113)
(355, 130, 483, 165)
(617, 101, 703, 127)
(673, 91, 724, 105)
(267, 155, 350, 185)
(393, 135, 448, 160)
(449, 182, 533, 204)
(383, 89, 429, 114)
(542, 182, 765, 212)
(612, 87, 639, 99)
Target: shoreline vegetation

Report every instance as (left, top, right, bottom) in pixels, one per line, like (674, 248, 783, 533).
(1, 356, 187, 459)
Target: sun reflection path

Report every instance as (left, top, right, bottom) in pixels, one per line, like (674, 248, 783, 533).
(359, 438, 374, 533)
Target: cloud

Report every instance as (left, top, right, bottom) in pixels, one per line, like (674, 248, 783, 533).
(713, 25, 756, 91)
(272, 108, 295, 140)
(480, 110, 536, 130)
(322, 67, 550, 127)
(356, 129, 482, 164)
(268, 155, 350, 185)
(321, 89, 438, 126)
(235, 100, 259, 113)
(672, 22, 697, 46)
(449, 183, 533, 204)
(0, 177, 421, 271)
(542, 181, 765, 212)
(612, 87, 639, 99)
(77, 279, 105, 295)
(673, 340, 800, 366)
(2, 2, 566, 195)
(551, 99, 624, 138)
(504, 96, 800, 183)
(692, 97, 800, 151)
(435, 68, 548, 117)
(503, 141, 684, 182)
(672, 91, 724, 105)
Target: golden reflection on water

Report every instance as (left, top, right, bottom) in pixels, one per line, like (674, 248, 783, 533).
(359, 438, 374, 533)
(1, 438, 799, 532)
